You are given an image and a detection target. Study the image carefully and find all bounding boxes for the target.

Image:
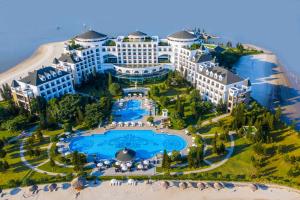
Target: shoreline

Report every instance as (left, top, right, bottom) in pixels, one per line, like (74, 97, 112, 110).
(238, 44, 300, 129)
(2, 180, 300, 200)
(0, 41, 65, 89)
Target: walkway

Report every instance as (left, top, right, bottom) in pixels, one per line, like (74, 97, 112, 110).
(19, 139, 66, 176)
(163, 132, 235, 176)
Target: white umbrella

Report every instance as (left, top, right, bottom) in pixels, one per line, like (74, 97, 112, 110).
(192, 144, 197, 147)
(167, 152, 172, 156)
(121, 166, 128, 171)
(58, 148, 64, 153)
(137, 164, 143, 169)
(185, 130, 189, 134)
(124, 122, 129, 126)
(126, 162, 132, 167)
(143, 160, 150, 165)
(104, 160, 110, 165)
(120, 163, 126, 168)
(110, 179, 117, 185)
(115, 161, 121, 165)
(59, 138, 64, 141)
(97, 163, 103, 167)
(128, 179, 135, 185)
(112, 121, 117, 125)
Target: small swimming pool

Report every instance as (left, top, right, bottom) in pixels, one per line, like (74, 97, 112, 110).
(112, 99, 149, 122)
(69, 130, 187, 160)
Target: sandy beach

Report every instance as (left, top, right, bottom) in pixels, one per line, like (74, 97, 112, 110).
(0, 41, 64, 89)
(236, 44, 300, 129)
(1, 181, 300, 200)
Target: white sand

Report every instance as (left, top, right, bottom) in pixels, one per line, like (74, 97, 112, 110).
(236, 45, 300, 128)
(0, 41, 64, 89)
(2, 181, 300, 200)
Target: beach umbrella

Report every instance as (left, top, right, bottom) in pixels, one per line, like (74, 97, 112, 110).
(97, 163, 103, 167)
(179, 182, 188, 190)
(249, 184, 258, 192)
(128, 179, 135, 185)
(48, 183, 57, 192)
(0, 188, 2, 194)
(59, 138, 64, 141)
(137, 164, 143, 169)
(126, 162, 132, 167)
(187, 182, 194, 188)
(167, 152, 172, 156)
(161, 181, 169, 189)
(58, 148, 64, 153)
(214, 182, 223, 190)
(71, 177, 86, 191)
(115, 161, 121, 166)
(104, 160, 111, 165)
(197, 182, 206, 190)
(29, 185, 38, 192)
(115, 148, 136, 162)
(121, 165, 128, 171)
(143, 160, 150, 165)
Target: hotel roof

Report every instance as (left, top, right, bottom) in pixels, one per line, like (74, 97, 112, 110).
(199, 66, 244, 85)
(76, 30, 107, 40)
(168, 30, 197, 40)
(58, 53, 81, 64)
(18, 66, 69, 86)
(128, 31, 147, 37)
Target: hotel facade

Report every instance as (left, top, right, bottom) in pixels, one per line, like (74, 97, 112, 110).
(53, 30, 250, 111)
(11, 30, 250, 112)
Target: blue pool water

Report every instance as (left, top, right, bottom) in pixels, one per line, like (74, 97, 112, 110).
(112, 99, 149, 122)
(69, 130, 187, 160)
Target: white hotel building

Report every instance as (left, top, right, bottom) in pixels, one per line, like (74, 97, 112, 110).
(53, 30, 250, 111)
(10, 30, 250, 112)
(10, 66, 74, 110)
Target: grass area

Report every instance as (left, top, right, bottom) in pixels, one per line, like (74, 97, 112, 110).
(0, 130, 19, 140)
(24, 149, 49, 167)
(38, 161, 73, 174)
(0, 141, 30, 186)
(42, 129, 64, 137)
(198, 116, 233, 135)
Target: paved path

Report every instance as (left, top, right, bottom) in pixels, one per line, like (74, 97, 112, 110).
(20, 139, 66, 176)
(201, 113, 231, 126)
(168, 132, 235, 175)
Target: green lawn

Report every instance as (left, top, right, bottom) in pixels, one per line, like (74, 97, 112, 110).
(38, 161, 73, 174)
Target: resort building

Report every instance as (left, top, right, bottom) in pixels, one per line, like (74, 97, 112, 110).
(52, 29, 250, 111)
(10, 66, 74, 110)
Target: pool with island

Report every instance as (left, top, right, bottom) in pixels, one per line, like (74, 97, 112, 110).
(69, 130, 187, 160)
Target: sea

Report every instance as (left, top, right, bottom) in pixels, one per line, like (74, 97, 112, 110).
(0, 0, 299, 92)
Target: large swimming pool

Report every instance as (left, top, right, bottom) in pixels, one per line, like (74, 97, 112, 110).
(69, 130, 187, 160)
(112, 99, 149, 122)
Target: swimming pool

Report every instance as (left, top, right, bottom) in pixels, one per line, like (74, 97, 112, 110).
(69, 130, 187, 160)
(112, 99, 149, 122)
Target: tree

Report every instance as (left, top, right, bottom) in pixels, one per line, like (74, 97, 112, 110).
(150, 86, 160, 97)
(84, 103, 103, 128)
(0, 83, 12, 100)
(216, 100, 227, 114)
(0, 149, 6, 158)
(1, 115, 28, 131)
(170, 150, 181, 162)
(108, 72, 113, 86)
(147, 116, 154, 124)
(64, 122, 72, 133)
(35, 129, 44, 143)
(49, 157, 56, 171)
(109, 83, 122, 96)
(187, 125, 197, 134)
(162, 150, 171, 169)
(275, 106, 282, 122)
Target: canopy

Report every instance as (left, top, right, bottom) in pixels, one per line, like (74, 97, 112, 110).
(104, 160, 111, 165)
(250, 184, 257, 191)
(161, 181, 169, 189)
(97, 163, 103, 167)
(48, 183, 57, 191)
(115, 148, 136, 162)
(179, 182, 187, 190)
(214, 182, 223, 190)
(71, 177, 86, 191)
(29, 185, 38, 192)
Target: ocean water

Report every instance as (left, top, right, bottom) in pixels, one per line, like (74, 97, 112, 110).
(0, 0, 300, 84)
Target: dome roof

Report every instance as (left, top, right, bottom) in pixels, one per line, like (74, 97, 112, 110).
(128, 31, 147, 37)
(76, 30, 107, 40)
(115, 148, 136, 162)
(168, 30, 197, 40)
